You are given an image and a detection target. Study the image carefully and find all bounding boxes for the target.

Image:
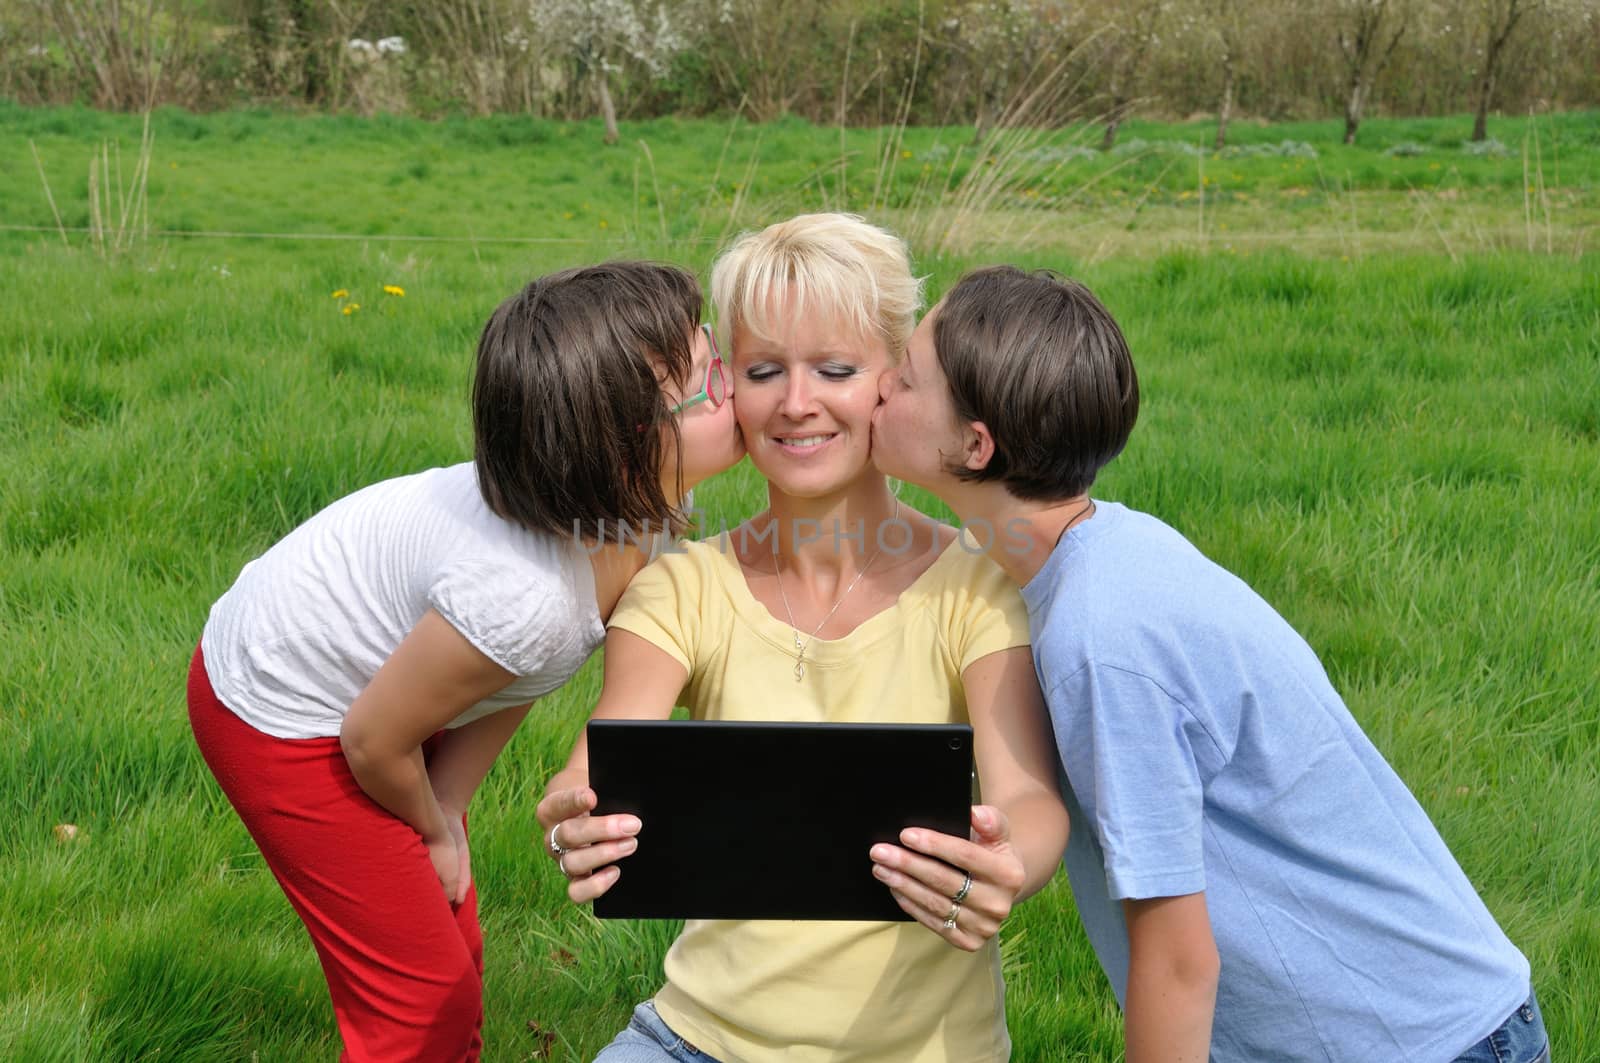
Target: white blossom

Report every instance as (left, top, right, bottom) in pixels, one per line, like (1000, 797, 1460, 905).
(528, 0, 688, 78)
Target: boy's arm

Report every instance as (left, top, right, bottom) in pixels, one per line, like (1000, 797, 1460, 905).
(1122, 892, 1220, 1063)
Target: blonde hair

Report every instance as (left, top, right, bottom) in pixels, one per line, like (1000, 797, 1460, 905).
(709, 213, 924, 362)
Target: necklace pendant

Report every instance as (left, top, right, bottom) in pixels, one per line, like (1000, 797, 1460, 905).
(794, 660, 805, 681)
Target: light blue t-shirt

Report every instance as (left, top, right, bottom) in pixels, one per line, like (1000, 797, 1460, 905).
(1023, 502, 1529, 1062)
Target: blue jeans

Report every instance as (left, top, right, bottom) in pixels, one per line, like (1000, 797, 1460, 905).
(592, 1001, 723, 1063)
(1450, 989, 1549, 1063)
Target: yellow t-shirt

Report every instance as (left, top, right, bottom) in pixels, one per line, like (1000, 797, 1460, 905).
(607, 532, 1033, 1063)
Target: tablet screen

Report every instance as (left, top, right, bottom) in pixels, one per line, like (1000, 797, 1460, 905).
(588, 719, 973, 921)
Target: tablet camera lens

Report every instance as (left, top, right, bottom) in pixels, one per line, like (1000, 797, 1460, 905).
(947, 736, 963, 751)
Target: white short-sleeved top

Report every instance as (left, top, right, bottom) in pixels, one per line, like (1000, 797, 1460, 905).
(201, 463, 605, 739)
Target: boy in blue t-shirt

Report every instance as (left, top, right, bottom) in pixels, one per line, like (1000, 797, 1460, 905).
(871, 265, 1546, 1062)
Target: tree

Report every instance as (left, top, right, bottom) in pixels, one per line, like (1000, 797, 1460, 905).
(1469, 0, 1535, 140)
(41, 0, 163, 109)
(1334, 0, 1409, 145)
(1089, 0, 1169, 151)
(1203, 0, 1244, 148)
(941, 0, 1076, 149)
(528, 0, 687, 143)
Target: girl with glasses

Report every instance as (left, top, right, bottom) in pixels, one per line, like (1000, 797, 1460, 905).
(187, 262, 743, 1063)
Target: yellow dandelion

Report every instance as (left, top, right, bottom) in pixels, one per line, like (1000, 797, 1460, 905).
(901, 150, 912, 159)
(383, 285, 405, 297)
(332, 289, 350, 299)
(599, 219, 609, 229)
(343, 303, 361, 315)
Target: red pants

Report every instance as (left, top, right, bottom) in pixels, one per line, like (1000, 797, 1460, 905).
(188, 645, 485, 1062)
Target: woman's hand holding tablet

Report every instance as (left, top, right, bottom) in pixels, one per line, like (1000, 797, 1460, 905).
(536, 784, 640, 904)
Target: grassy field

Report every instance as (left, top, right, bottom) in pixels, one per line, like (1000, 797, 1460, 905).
(2, 105, 1598, 1060)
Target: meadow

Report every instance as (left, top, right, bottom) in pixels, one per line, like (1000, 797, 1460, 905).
(1, 104, 1597, 1060)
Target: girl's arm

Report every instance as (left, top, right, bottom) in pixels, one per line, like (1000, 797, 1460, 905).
(425, 701, 534, 903)
(340, 609, 517, 903)
(871, 645, 1070, 950)
(535, 628, 688, 904)
(427, 702, 534, 818)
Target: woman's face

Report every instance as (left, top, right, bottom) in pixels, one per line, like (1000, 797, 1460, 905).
(663, 323, 744, 491)
(871, 304, 967, 491)
(730, 297, 892, 499)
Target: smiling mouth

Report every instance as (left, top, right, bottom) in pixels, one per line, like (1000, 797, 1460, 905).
(774, 433, 837, 450)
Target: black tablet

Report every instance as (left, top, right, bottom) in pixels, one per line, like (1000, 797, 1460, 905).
(587, 719, 973, 921)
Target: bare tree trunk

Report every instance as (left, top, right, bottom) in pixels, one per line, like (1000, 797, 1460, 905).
(1472, 0, 1527, 142)
(1102, 100, 1126, 151)
(1215, 49, 1235, 150)
(597, 68, 619, 144)
(1343, 78, 1365, 144)
(1472, 69, 1495, 141)
(972, 96, 991, 149)
(1335, 0, 1408, 147)
(1099, 1, 1165, 153)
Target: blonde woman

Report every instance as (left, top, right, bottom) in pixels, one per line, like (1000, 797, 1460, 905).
(537, 216, 1069, 1062)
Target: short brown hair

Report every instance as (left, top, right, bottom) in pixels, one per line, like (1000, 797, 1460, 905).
(473, 261, 700, 538)
(934, 266, 1138, 500)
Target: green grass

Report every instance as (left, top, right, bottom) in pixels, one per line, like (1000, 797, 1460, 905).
(5, 103, 1598, 259)
(2, 105, 1597, 1060)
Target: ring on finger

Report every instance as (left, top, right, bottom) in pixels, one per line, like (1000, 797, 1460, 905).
(548, 823, 568, 858)
(951, 869, 973, 905)
(558, 853, 571, 878)
(943, 901, 962, 930)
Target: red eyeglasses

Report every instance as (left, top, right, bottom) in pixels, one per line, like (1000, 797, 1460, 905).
(667, 323, 728, 414)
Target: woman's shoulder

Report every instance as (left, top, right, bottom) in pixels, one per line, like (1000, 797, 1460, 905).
(904, 528, 1029, 649)
(650, 535, 739, 575)
(904, 524, 1017, 597)
(616, 536, 741, 608)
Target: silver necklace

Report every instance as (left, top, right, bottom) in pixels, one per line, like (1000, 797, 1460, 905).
(773, 499, 899, 681)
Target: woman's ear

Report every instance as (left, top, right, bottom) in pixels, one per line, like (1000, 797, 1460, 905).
(964, 421, 996, 474)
